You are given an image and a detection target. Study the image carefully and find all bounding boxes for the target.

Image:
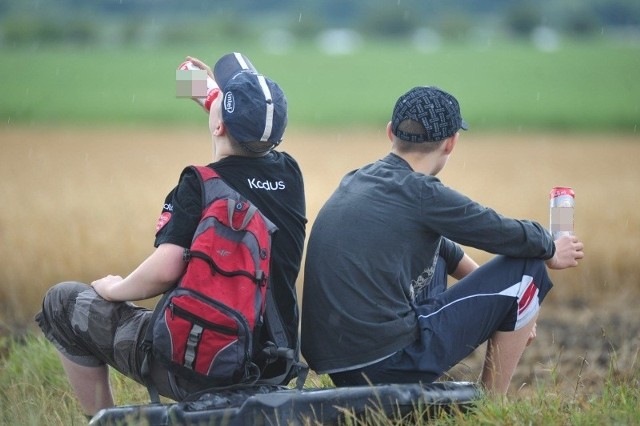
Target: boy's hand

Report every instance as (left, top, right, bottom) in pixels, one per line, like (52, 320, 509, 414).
(91, 275, 123, 301)
(186, 56, 213, 79)
(546, 235, 584, 270)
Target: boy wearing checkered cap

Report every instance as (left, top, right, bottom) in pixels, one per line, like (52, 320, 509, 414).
(301, 86, 584, 394)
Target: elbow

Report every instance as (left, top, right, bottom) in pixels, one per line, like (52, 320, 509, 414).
(154, 244, 188, 287)
(156, 267, 184, 289)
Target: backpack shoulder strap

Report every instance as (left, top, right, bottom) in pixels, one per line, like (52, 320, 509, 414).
(190, 164, 219, 181)
(189, 165, 220, 208)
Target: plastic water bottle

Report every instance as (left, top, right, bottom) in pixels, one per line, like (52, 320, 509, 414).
(177, 60, 220, 111)
(549, 187, 575, 239)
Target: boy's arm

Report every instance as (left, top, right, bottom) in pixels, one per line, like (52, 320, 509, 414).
(91, 243, 186, 302)
(450, 253, 479, 280)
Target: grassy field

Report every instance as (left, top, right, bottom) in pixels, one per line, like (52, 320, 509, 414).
(0, 38, 638, 130)
(2, 333, 637, 425)
(1, 126, 639, 423)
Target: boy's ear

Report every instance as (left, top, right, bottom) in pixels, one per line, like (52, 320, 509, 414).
(213, 121, 226, 137)
(443, 132, 459, 154)
(386, 122, 394, 142)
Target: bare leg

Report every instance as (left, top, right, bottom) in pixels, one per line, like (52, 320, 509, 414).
(58, 353, 114, 416)
(480, 313, 539, 394)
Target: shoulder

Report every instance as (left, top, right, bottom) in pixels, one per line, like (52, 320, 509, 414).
(269, 150, 302, 173)
(419, 176, 462, 201)
(172, 166, 204, 204)
(255, 151, 304, 188)
(178, 165, 201, 181)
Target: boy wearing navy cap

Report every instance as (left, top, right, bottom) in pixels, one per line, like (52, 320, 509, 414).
(36, 53, 306, 417)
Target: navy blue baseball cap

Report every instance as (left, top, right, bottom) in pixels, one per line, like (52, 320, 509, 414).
(213, 52, 287, 146)
(391, 86, 468, 143)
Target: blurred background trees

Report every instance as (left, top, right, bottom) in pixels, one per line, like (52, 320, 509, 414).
(0, 0, 638, 48)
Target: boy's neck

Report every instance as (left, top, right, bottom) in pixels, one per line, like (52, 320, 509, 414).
(393, 150, 444, 176)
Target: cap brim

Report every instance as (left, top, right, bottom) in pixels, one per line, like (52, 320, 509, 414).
(213, 52, 258, 89)
(460, 119, 469, 131)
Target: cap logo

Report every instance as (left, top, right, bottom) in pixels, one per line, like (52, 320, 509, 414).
(224, 92, 235, 113)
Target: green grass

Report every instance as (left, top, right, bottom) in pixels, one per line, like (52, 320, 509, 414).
(1, 334, 638, 425)
(0, 37, 638, 131)
(0, 334, 153, 425)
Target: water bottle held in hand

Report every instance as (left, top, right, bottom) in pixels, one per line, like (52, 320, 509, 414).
(177, 60, 220, 111)
(549, 187, 575, 240)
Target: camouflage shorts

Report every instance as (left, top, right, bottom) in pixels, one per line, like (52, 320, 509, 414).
(35, 281, 204, 400)
(35, 281, 150, 380)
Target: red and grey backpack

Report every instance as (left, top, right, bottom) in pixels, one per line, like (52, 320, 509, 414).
(142, 165, 306, 402)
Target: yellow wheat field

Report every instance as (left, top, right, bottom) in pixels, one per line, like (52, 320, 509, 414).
(1, 126, 639, 395)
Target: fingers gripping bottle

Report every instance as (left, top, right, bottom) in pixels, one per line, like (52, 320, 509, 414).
(177, 60, 219, 112)
(549, 187, 575, 239)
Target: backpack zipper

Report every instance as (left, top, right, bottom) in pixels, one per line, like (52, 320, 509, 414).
(167, 288, 252, 356)
(169, 302, 237, 336)
(189, 250, 266, 286)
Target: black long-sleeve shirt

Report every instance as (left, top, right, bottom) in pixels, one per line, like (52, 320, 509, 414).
(301, 153, 554, 374)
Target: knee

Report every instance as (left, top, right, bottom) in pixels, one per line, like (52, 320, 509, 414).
(42, 281, 87, 315)
(528, 257, 548, 273)
(499, 257, 551, 284)
(523, 258, 553, 295)
(519, 257, 553, 293)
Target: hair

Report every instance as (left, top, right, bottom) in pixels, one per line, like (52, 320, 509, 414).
(238, 140, 277, 156)
(393, 119, 444, 153)
(397, 118, 428, 137)
(226, 132, 275, 157)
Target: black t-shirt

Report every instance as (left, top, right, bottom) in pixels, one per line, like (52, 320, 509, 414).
(154, 151, 306, 352)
